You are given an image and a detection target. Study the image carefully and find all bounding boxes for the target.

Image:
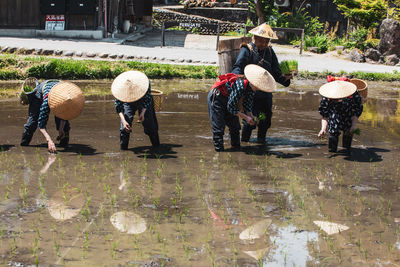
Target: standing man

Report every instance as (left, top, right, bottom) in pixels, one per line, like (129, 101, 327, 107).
(20, 80, 84, 153)
(112, 71, 160, 150)
(232, 23, 293, 144)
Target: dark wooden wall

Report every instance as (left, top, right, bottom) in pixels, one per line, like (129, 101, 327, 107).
(0, 0, 41, 28)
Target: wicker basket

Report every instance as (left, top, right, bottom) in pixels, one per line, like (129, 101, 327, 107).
(151, 89, 164, 112)
(19, 77, 39, 105)
(350, 78, 368, 103)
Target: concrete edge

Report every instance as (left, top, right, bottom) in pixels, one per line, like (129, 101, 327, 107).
(0, 29, 103, 40)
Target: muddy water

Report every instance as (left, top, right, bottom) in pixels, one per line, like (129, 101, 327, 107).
(0, 79, 399, 266)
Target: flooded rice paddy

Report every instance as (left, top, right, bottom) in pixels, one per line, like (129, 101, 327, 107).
(0, 79, 399, 266)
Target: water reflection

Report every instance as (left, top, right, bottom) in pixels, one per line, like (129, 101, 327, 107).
(47, 189, 85, 221)
(265, 225, 318, 266)
(0, 80, 399, 265)
(360, 98, 400, 137)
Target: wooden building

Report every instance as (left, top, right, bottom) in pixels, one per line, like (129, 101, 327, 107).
(0, 0, 153, 35)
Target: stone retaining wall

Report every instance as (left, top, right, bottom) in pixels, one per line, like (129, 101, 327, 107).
(165, 7, 248, 24)
(153, 8, 243, 35)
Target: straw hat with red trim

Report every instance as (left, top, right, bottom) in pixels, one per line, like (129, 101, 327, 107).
(111, 71, 149, 103)
(48, 82, 85, 120)
(244, 64, 277, 92)
(319, 80, 357, 99)
(249, 23, 278, 40)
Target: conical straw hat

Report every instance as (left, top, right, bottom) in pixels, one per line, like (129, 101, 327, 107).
(244, 64, 276, 92)
(111, 71, 149, 102)
(48, 82, 85, 120)
(319, 80, 357, 99)
(249, 23, 278, 40)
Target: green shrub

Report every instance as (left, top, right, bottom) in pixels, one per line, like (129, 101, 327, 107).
(305, 33, 329, 53)
(365, 38, 380, 49)
(344, 28, 368, 50)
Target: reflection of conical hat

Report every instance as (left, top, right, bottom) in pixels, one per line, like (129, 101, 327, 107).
(48, 82, 85, 120)
(110, 211, 147, 234)
(47, 190, 85, 221)
(239, 219, 272, 240)
(244, 64, 276, 92)
(319, 81, 357, 99)
(313, 220, 349, 235)
(111, 71, 149, 102)
(243, 247, 270, 260)
(249, 23, 278, 40)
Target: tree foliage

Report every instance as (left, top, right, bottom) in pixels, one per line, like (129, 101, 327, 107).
(333, 0, 387, 29)
(247, 0, 275, 24)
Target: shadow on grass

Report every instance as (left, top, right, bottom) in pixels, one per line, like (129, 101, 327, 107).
(130, 143, 181, 159)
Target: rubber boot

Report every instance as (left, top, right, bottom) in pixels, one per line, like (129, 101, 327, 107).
(20, 130, 33, 146)
(58, 132, 69, 147)
(149, 133, 160, 148)
(230, 132, 241, 150)
(257, 135, 266, 145)
(120, 132, 130, 150)
(257, 129, 267, 144)
(328, 135, 338, 152)
(213, 134, 224, 152)
(343, 134, 353, 154)
(241, 127, 252, 142)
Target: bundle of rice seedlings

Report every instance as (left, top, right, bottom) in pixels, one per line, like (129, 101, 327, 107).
(280, 60, 298, 75)
(23, 85, 34, 92)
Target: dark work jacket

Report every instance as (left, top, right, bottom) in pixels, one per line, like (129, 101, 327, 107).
(232, 42, 290, 98)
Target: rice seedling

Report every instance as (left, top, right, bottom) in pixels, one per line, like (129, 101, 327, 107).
(111, 240, 118, 259)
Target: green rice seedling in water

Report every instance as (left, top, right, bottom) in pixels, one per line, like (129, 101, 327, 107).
(111, 241, 118, 259)
(9, 236, 17, 258)
(54, 239, 60, 257)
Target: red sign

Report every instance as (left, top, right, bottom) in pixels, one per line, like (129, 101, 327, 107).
(45, 15, 65, 30)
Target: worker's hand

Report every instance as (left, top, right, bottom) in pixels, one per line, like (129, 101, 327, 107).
(47, 140, 56, 153)
(284, 73, 294, 80)
(245, 115, 256, 126)
(349, 125, 357, 134)
(318, 128, 327, 138)
(139, 109, 146, 122)
(247, 112, 255, 120)
(122, 120, 131, 132)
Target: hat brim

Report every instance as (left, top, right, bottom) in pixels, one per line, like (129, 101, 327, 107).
(244, 64, 276, 93)
(48, 82, 85, 120)
(319, 81, 357, 99)
(111, 71, 149, 103)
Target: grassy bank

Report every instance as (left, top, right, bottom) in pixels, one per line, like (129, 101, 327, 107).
(0, 54, 217, 80)
(1, 54, 400, 81)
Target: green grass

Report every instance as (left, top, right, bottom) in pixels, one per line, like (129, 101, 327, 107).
(1, 54, 400, 82)
(0, 55, 218, 80)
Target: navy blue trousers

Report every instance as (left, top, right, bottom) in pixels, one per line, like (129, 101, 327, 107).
(241, 93, 272, 142)
(207, 89, 241, 151)
(21, 86, 70, 146)
(119, 101, 159, 148)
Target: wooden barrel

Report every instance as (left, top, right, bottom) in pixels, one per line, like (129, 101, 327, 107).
(218, 37, 251, 75)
